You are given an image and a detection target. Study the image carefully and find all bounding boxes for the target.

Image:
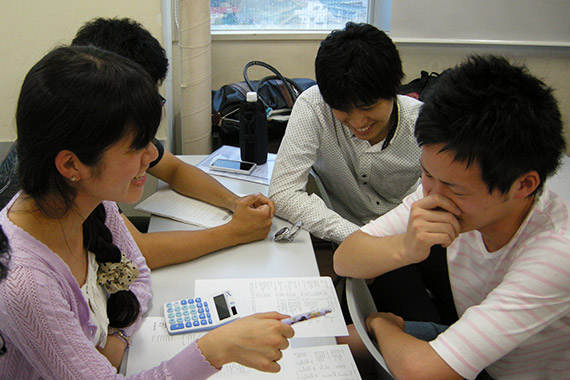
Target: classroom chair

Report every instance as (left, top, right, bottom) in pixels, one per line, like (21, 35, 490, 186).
(346, 277, 396, 379)
(308, 168, 344, 296)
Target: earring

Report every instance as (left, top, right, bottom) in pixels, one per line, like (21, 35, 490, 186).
(70, 176, 77, 182)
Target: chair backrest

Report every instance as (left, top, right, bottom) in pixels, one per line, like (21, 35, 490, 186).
(346, 277, 396, 379)
(308, 167, 333, 209)
(0, 144, 19, 210)
(308, 168, 338, 253)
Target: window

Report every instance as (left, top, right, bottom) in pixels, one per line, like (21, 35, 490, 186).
(211, 0, 391, 32)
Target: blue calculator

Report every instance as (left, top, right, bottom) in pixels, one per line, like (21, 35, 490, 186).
(164, 290, 240, 335)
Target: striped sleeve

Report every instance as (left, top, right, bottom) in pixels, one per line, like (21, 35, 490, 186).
(430, 232, 570, 379)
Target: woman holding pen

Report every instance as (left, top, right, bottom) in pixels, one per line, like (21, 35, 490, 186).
(0, 45, 293, 380)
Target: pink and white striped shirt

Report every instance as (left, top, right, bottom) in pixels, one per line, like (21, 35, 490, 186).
(361, 185, 570, 380)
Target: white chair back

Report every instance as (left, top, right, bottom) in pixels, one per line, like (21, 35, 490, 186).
(346, 278, 396, 379)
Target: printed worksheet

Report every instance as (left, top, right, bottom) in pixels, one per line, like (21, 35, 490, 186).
(125, 317, 360, 380)
(194, 277, 348, 338)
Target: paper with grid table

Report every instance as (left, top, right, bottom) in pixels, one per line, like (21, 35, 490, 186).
(194, 277, 348, 338)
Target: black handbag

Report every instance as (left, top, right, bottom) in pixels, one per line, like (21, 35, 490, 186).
(211, 60, 316, 152)
(398, 70, 450, 102)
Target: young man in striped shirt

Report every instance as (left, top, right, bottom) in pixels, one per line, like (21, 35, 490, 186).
(334, 55, 569, 380)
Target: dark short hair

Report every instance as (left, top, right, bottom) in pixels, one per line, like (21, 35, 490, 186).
(415, 55, 566, 195)
(72, 17, 168, 84)
(315, 22, 403, 112)
(16, 45, 162, 214)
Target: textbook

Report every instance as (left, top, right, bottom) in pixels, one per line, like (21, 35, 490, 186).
(135, 186, 233, 228)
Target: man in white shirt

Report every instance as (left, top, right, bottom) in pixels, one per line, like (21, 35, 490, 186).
(269, 22, 456, 324)
(269, 22, 422, 245)
(335, 55, 569, 380)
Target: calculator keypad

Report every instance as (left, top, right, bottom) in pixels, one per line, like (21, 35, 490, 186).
(165, 297, 214, 333)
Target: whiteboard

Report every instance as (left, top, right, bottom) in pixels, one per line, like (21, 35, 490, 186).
(390, 0, 570, 45)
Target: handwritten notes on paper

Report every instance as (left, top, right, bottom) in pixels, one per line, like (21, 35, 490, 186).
(292, 345, 361, 380)
(194, 277, 348, 338)
(125, 317, 361, 380)
(126, 277, 354, 378)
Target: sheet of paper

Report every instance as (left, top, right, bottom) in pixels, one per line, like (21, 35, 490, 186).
(125, 317, 292, 378)
(195, 277, 348, 338)
(125, 317, 205, 376)
(196, 145, 276, 185)
(126, 317, 360, 380)
(135, 187, 233, 228)
(289, 345, 362, 380)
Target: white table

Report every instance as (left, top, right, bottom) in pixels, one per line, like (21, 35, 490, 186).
(140, 155, 334, 350)
(145, 155, 320, 317)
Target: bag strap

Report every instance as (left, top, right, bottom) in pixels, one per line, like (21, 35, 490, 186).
(230, 82, 251, 97)
(255, 76, 295, 108)
(257, 75, 304, 94)
(243, 61, 298, 107)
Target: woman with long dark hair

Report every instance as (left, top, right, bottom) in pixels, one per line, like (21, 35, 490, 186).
(0, 45, 293, 379)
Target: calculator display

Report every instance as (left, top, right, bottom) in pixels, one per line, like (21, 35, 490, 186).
(214, 294, 231, 320)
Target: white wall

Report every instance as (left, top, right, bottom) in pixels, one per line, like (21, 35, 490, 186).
(390, 0, 570, 45)
(0, 1, 166, 217)
(0, 0, 164, 144)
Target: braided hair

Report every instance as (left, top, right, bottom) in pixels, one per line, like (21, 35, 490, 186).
(0, 226, 9, 282)
(83, 204, 139, 327)
(14, 45, 162, 327)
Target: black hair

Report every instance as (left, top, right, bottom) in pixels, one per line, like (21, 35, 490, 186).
(72, 17, 168, 84)
(11, 45, 162, 327)
(315, 22, 404, 112)
(415, 55, 566, 195)
(17, 45, 161, 213)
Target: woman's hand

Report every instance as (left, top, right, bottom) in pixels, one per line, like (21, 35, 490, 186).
(197, 312, 294, 372)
